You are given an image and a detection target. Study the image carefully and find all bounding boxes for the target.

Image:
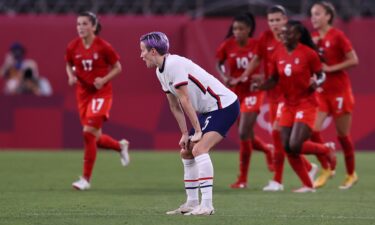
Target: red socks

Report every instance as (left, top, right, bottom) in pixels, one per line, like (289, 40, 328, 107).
(238, 140, 253, 182)
(301, 141, 330, 155)
(83, 132, 97, 181)
(97, 134, 121, 151)
(252, 135, 274, 171)
(287, 154, 313, 188)
(272, 130, 285, 183)
(338, 136, 355, 175)
(311, 131, 330, 170)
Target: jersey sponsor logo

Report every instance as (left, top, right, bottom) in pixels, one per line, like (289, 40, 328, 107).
(267, 46, 274, 51)
(279, 60, 285, 64)
(229, 53, 236, 58)
(75, 54, 82, 59)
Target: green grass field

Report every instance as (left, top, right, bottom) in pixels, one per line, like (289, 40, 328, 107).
(0, 150, 374, 225)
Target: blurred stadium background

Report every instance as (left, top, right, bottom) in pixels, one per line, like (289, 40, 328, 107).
(0, 0, 374, 151)
(1, 1, 375, 225)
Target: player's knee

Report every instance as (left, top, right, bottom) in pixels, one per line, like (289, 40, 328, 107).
(239, 130, 250, 140)
(192, 145, 208, 157)
(289, 140, 302, 154)
(180, 148, 193, 159)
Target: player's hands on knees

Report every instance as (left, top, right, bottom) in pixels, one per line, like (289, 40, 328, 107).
(94, 77, 106, 90)
(68, 76, 77, 86)
(179, 133, 189, 150)
(191, 131, 202, 143)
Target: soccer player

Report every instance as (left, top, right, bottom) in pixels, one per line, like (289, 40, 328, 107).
(234, 5, 318, 191)
(140, 32, 239, 215)
(310, 1, 359, 189)
(65, 12, 130, 190)
(254, 20, 336, 192)
(215, 13, 274, 189)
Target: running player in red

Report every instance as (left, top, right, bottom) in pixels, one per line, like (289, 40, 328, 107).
(310, 1, 359, 189)
(65, 12, 130, 190)
(255, 20, 335, 192)
(215, 13, 274, 189)
(235, 5, 319, 191)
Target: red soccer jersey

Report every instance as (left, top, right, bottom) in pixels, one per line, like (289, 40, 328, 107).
(65, 37, 119, 96)
(311, 28, 353, 95)
(254, 30, 283, 102)
(216, 37, 259, 98)
(270, 43, 322, 106)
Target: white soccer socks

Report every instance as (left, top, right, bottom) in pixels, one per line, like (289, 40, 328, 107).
(194, 153, 214, 209)
(182, 158, 199, 205)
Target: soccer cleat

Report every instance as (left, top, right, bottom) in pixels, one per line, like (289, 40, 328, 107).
(292, 186, 316, 193)
(308, 163, 319, 183)
(230, 180, 247, 189)
(184, 205, 215, 216)
(265, 144, 275, 172)
(263, 180, 284, 191)
(166, 203, 197, 215)
(72, 176, 90, 190)
(339, 172, 358, 190)
(119, 139, 130, 166)
(314, 168, 333, 188)
(325, 142, 337, 171)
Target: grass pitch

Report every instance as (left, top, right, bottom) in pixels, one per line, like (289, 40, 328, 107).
(0, 150, 374, 225)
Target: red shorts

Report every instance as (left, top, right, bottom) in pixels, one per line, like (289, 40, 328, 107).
(77, 95, 112, 128)
(268, 101, 282, 124)
(317, 89, 354, 118)
(279, 101, 318, 130)
(240, 91, 265, 113)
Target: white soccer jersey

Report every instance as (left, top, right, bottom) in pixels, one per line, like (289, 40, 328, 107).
(156, 54, 237, 113)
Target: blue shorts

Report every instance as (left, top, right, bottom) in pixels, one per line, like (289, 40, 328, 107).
(189, 99, 240, 137)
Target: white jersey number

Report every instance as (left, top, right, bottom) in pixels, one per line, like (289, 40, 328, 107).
(91, 98, 104, 113)
(202, 116, 212, 131)
(82, 59, 93, 71)
(284, 64, 292, 77)
(236, 57, 249, 69)
(336, 97, 344, 110)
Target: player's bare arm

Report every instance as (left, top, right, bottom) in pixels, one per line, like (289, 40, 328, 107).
(215, 61, 231, 85)
(323, 50, 359, 73)
(94, 61, 122, 90)
(65, 63, 77, 86)
(174, 85, 202, 143)
(166, 93, 189, 150)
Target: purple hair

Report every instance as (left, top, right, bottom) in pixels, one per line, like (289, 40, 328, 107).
(140, 31, 169, 55)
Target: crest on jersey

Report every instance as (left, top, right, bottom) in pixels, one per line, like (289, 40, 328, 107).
(325, 41, 330, 48)
(294, 58, 300, 64)
(93, 53, 99, 60)
(248, 52, 253, 58)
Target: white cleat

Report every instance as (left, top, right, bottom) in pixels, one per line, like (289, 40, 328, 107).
(308, 163, 319, 184)
(166, 203, 197, 215)
(292, 186, 316, 193)
(263, 180, 284, 191)
(184, 205, 215, 216)
(119, 139, 130, 166)
(72, 176, 90, 190)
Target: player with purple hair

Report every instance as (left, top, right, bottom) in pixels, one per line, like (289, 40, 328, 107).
(140, 31, 239, 216)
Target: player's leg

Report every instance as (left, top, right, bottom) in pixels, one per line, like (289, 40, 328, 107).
(335, 113, 358, 189)
(263, 102, 285, 191)
(284, 123, 315, 192)
(166, 146, 198, 215)
(72, 122, 101, 191)
(230, 111, 256, 188)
